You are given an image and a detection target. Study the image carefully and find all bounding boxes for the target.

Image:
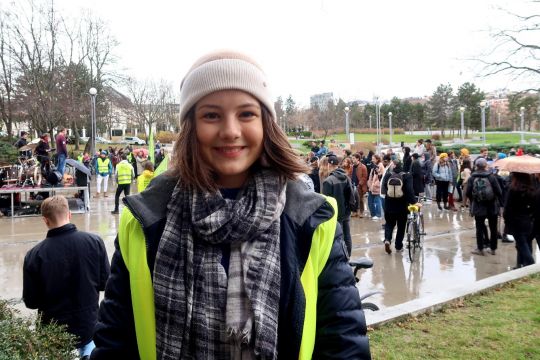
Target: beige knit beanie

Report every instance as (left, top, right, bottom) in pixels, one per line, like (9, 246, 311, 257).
(179, 50, 276, 123)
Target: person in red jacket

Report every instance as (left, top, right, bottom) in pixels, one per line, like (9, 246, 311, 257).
(352, 152, 368, 217)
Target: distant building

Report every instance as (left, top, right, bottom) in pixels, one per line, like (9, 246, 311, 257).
(310, 92, 334, 110)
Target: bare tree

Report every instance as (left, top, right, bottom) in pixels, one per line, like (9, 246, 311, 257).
(0, 12, 15, 139)
(476, 1, 540, 93)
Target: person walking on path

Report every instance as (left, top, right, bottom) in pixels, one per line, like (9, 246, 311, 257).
(55, 127, 68, 177)
(367, 154, 384, 219)
(410, 153, 424, 197)
(322, 154, 354, 257)
(432, 153, 453, 210)
(422, 152, 434, 203)
(91, 50, 371, 360)
(466, 158, 503, 255)
(460, 159, 472, 209)
(352, 153, 368, 217)
(111, 154, 135, 214)
(504, 172, 537, 267)
(95, 150, 113, 198)
(447, 151, 459, 211)
(23, 195, 110, 359)
(381, 159, 417, 254)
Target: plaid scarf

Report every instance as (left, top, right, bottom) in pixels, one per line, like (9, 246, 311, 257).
(154, 170, 285, 360)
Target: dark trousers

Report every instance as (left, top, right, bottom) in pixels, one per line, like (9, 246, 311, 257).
(384, 212, 408, 250)
(516, 231, 535, 267)
(435, 180, 449, 204)
(339, 218, 351, 258)
(475, 215, 498, 250)
(357, 187, 366, 214)
(114, 184, 131, 211)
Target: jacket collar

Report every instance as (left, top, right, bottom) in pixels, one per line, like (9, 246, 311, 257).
(124, 173, 328, 229)
(46, 223, 77, 238)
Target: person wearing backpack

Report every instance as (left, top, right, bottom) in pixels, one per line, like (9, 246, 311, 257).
(381, 159, 417, 254)
(466, 158, 503, 256)
(367, 154, 384, 220)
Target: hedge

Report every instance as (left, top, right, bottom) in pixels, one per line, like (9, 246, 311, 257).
(437, 143, 540, 155)
(0, 300, 75, 359)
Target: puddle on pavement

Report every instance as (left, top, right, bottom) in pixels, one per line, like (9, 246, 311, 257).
(1, 195, 538, 313)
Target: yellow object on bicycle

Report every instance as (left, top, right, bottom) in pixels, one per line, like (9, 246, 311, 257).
(408, 204, 420, 213)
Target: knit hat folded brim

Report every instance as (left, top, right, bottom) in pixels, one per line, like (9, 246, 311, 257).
(179, 52, 276, 123)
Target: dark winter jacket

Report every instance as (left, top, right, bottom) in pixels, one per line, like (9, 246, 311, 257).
(35, 139, 50, 157)
(503, 188, 537, 235)
(322, 167, 353, 222)
(309, 166, 321, 193)
(466, 171, 503, 217)
(91, 175, 371, 360)
(23, 224, 110, 347)
(381, 167, 416, 214)
(403, 154, 412, 173)
(410, 159, 424, 195)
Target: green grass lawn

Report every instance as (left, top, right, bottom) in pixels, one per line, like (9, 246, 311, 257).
(369, 274, 540, 359)
(299, 132, 540, 146)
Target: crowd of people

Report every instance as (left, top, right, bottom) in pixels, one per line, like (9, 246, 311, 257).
(302, 141, 540, 267)
(17, 49, 540, 360)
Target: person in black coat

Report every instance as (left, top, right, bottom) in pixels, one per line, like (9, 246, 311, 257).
(504, 172, 537, 267)
(381, 159, 417, 253)
(23, 195, 110, 358)
(410, 153, 424, 196)
(466, 158, 503, 255)
(308, 156, 321, 193)
(402, 146, 412, 172)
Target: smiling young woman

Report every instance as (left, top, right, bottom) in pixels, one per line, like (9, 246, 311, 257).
(92, 50, 371, 360)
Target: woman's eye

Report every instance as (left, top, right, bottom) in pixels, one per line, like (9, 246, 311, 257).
(202, 112, 220, 120)
(239, 111, 257, 119)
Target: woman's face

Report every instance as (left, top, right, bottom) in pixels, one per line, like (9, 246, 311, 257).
(195, 90, 264, 188)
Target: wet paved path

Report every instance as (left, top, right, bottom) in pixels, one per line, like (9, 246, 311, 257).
(1, 184, 538, 313)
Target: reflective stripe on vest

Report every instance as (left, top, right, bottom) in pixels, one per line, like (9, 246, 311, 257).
(117, 163, 132, 185)
(98, 158, 110, 174)
(298, 196, 337, 360)
(119, 208, 156, 360)
(118, 197, 337, 360)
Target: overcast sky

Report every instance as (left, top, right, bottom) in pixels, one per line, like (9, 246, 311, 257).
(14, 0, 539, 106)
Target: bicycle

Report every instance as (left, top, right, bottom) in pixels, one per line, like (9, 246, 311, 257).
(349, 257, 381, 311)
(406, 200, 425, 262)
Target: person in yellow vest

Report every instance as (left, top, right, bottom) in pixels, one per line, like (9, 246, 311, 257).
(77, 153, 83, 163)
(92, 51, 371, 360)
(94, 150, 112, 198)
(111, 154, 135, 214)
(137, 161, 154, 193)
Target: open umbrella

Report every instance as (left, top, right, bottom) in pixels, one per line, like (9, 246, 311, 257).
(493, 155, 540, 174)
(66, 158, 92, 177)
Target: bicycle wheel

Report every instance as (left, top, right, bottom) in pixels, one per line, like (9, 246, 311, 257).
(407, 220, 416, 262)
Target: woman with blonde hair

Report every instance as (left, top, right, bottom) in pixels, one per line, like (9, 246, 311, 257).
(92, 51, 371, 359)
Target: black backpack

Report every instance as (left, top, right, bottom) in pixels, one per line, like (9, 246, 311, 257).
(472, 176, 495, 202)
(387, 172, 405, 198)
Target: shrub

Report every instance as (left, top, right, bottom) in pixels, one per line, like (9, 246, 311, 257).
(156, 131, 177, 144)
(486, 127, 513, 132)
(0, 140, 20, 164)
(431, 134, 441, 141)
(0, 300, 76, 359)
(437, 143, 540, 155)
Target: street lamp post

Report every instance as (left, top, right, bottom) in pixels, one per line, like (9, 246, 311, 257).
(480, 100, 487, 146)
(388, 111, 393, 146)
(344, 106, 350, 143)
(89, 87, 97, 155)
(374, 95, 380, 154)
(520, 106, 525, 144)
(369, 114, 372, 129)
(459, 106, 465, 143)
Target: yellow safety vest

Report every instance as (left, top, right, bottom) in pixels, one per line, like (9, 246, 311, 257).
(137, 171, 154, 193)
(116, 162, 133, 185)
(98, 158, 110, 174)
(77, 154, 83, 162)
(118, 197, 337, 360)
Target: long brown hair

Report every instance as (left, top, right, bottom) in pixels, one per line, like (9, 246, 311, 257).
(171, 104, 308, 192)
